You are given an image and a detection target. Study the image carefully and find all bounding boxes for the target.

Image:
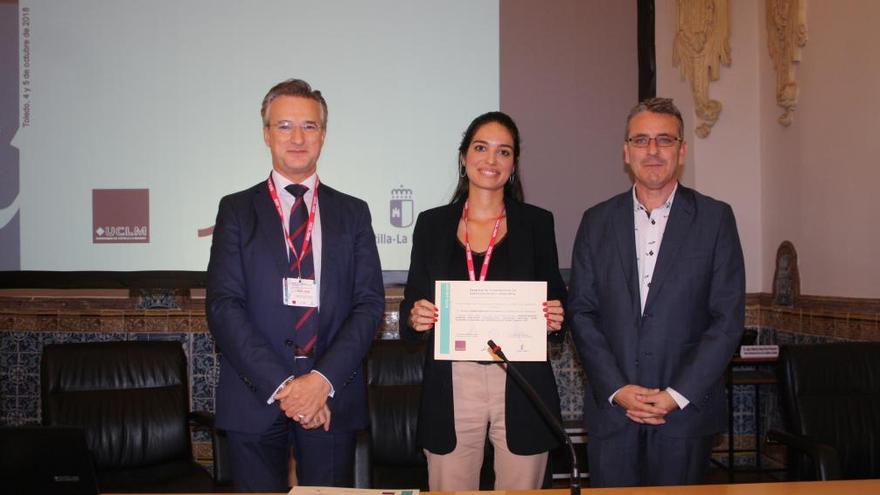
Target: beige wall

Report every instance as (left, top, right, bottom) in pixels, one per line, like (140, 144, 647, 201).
(656, 0, 764, 292)
(657, 0, 880, 298)
(761, 0, 880, 297)
(501, 0, 637, 268)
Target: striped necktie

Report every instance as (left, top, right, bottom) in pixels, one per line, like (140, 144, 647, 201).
(285, 183, 318, 357)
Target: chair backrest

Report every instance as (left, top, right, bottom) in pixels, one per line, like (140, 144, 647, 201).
(362, 339, 499, 490)
(777, 342, 880, 479)
(41, 341, 193, 470)
(365, 340, 426, 469)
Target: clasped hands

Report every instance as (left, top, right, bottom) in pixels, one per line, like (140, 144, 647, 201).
(273, 372, 332, 431)
(408, 298, 565, 332)
(613, 384, 679, 425)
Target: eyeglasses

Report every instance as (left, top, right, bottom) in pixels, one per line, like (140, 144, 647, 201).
(267, 120, 323, 137)
(626, 134, 682, 148)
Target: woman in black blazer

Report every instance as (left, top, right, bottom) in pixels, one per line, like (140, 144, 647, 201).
(399, 111, 567, 491)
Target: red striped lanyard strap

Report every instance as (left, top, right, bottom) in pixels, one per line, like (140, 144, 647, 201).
(462, 200, 505, 282)
(266, 174, 319, 276)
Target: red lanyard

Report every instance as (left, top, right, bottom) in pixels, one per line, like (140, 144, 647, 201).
(462, 200, 505, 281)
(267, 174, 319, 276)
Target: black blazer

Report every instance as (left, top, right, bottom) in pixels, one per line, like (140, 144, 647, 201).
(399, 198, 567, 455)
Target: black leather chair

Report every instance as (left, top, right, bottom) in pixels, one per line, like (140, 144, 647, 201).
(354, 339, 500, 490)
(354, 339, 429, 489)
(768, 342, 880, 480)
(40, 341, 230, 492)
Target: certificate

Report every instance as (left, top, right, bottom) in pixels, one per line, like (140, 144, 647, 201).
(434, 280, 547, 362)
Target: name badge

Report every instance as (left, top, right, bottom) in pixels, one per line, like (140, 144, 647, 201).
(282, 278, 318, 308)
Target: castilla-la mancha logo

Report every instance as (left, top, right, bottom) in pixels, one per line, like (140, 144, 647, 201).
(92, 189, 149, 243)
(390, 185, 413, 228)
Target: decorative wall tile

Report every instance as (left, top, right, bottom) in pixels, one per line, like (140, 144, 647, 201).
(137, 289, 182, 310)
(0, 372, 16, 396)
(2, 291, 878, 469)
(18, 352, 40, 372)
(0, 314, 15, 330)
(124, 315, 147, 333)
(142, 315, 171, 333)
(191, 317, 209, 332)
(808, 314, 835, 335)
(831, 315, 851, 340)
(1, 396, 19, 424)
(192, 332, 216, 356)
(99, 315, 126, 333)
(856, 316, 879, 341)
(192, 353, 217, 381)
(0, 333, 16, 354)
(59, 314, 101, 333)
(167, 314, 191, 333)
(16, 332, 42, 353)
(193, 397, 214, 413)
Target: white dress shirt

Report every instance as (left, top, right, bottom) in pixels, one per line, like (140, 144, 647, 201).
(266, 170, 334, 404)
(272, 170, 322, 308)
(633, 184, 688, 409)
(609, 184, 689, 410)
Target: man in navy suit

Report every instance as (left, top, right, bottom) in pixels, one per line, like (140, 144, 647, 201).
(206, 79, 384, 491)
(568, 98, 744, 487)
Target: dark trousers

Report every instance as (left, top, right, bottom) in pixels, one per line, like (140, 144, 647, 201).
(587, 423, 714, 488)
(227, 412, 355, 492)
(226, 358, 355, 492)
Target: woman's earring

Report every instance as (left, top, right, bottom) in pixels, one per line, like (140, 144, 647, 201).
(459, 161, 466, 178)
(509, 170, 516, 184)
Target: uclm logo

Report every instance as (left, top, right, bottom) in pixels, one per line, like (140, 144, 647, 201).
(92, 189, 150, 243)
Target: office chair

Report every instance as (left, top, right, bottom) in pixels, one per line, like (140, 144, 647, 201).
(768, 342, 880, 480)
(41, 340, 230, 492)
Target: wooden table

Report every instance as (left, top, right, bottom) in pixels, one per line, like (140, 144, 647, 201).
(434, 480, 880, 494)
(115, 479, 880, 494)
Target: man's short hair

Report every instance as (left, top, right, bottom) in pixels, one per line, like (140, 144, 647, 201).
(624, 97, 684, 140)
(261, 79, 328, 127)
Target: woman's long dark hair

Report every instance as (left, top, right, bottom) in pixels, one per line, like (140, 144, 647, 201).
(450, 111, 524, 204)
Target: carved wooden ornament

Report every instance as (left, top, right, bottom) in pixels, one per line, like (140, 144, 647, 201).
(672, 0, 731, 138)
(767, 0, 807, 126)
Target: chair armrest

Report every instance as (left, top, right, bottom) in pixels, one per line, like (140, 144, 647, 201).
(767, 429, 841, 480)
(188, 411, 232, 486)
(354, 429, 371, 488)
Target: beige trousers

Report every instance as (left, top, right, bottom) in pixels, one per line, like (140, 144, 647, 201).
(425, 361, 548, 491)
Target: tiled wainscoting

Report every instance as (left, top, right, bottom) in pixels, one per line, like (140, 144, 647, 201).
(1, 289, 878, 468)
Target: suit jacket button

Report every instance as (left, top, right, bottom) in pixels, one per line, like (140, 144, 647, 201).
(285, 339, 294, 347)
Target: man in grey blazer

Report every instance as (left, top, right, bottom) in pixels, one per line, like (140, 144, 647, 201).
(568, 98, 745, 487)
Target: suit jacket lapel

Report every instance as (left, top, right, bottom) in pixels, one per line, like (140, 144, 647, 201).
(503, 199, 526, 278)
(643, 185, 695, 312)
(317, 184, 339, 319)
(253, 182, 290, 277)
(436, 200, 466, 283)
(612, 192, 640, 318)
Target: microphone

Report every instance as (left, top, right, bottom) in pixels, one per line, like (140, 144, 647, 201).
(487, 340, 581, 495)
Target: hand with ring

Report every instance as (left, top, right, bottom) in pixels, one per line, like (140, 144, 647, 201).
(298, 405, 331, 431)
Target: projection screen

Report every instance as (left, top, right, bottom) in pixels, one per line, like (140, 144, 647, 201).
(3, 0, 500, 273)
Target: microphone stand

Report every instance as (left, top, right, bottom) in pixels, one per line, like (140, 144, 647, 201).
(488, 340, 581, 495)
